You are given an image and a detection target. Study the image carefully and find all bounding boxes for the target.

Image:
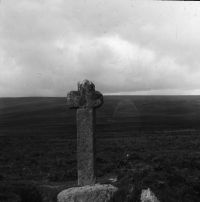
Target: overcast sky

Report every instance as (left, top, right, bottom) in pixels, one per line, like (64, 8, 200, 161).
(1, 0, 200, 96)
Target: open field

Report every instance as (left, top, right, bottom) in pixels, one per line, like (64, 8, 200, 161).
(1, 96, 200, 201)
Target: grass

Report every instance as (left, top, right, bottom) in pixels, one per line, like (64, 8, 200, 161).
(1, 96, 200, 201)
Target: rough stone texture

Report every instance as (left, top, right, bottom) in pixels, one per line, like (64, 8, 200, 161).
(77, 108, 95, 186)
(57, 184, 118, 202)
(140, 188, 160, 202)
(66, 79, 103, 186)
(66, 80, 103, 109)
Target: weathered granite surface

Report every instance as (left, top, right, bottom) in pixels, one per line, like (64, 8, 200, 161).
(141, 188, 160, 202)
(66, 80, 103, 109)
(66, 80, 103, 186)
(57, 184, 118, 202)
(77, 108, 95, 186)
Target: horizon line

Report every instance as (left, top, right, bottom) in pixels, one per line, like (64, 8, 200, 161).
(1, 95, 200, 98)
(1, 89, 200, 97)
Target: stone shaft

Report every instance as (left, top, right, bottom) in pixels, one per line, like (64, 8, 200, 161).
(77, 108, 96, 186)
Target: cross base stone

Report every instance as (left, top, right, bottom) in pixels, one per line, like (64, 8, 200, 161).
(57, 184, 118, 202)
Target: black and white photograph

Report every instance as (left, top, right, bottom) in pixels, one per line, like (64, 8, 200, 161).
(1, 0, 200, 201)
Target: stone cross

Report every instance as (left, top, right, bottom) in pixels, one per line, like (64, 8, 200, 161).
(66, 80, 103, 186)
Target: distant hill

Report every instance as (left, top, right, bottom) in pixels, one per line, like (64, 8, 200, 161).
(1, 96, 200, 137)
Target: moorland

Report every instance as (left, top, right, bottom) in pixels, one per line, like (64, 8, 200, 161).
(1, 96, 200, 202)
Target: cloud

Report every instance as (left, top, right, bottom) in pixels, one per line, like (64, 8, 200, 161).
(0, 0, 200, 96)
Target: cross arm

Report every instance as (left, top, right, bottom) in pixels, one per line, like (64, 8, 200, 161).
(66, 91, 80, 109)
